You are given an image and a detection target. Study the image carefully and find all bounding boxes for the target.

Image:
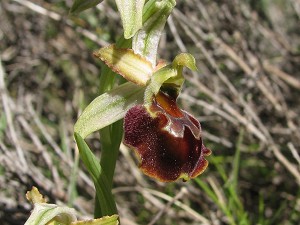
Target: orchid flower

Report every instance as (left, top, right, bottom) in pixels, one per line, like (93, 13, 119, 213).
(74, 44, 211, 182)
(24, 0, 212, 223)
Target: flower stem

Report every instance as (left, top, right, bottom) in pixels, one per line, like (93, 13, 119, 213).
(94, 37, 131, 218)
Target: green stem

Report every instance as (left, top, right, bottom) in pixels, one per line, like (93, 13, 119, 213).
(99, 120, 123, 189)
(94, 37, 131, 218)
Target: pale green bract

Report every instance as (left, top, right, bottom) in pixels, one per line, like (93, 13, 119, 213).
(132, 0, 176, 67)
(74, 82, 145, 138)
(116, 0, 145, 39)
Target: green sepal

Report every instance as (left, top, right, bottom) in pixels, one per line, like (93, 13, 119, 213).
(116, 0, 145, 39)
(70, 0, 103, 14)
(94, 45, 153, 86)
(74, 82, 144, 138)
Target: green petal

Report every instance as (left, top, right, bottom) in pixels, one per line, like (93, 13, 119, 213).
(144, 53, 198, 106)
(94, 45, 153, 86)
(172, 53, 198, 71)
(165, 53, 198, 95)
(116, 0, 145, 39)
(74, 82, 145, 138)
(144, 65, 177, 106)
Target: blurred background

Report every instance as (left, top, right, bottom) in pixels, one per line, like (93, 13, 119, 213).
(1, 0, 300, 224)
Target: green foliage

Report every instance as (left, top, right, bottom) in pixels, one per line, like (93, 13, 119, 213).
(74, 82, 144, 138)
(115, 0, 145, 39)
(0, 113, 7, 141)
(74, 133, 117, 216)
(70, 0, 104, 14)
(132, 0, 176, 66)
(195, 130, 250, 225)
(2, 0, 299, 224)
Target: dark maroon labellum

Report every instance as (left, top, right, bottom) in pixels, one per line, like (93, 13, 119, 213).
(123, 91, 211, 182)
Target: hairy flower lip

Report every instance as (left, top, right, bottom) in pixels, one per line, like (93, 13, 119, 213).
(123, 91, 211, 182)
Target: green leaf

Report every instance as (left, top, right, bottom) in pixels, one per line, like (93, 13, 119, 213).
(94, 45, 153, 86)
(70, 0, 103, 14)
(132, 0, 176, 66)
(116, 0, 145, 39)
(74, 133, 117, 215)
(74, 82, 144, 138)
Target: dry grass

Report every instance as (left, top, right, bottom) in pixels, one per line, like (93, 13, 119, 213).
(0, 0, 300, 224)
